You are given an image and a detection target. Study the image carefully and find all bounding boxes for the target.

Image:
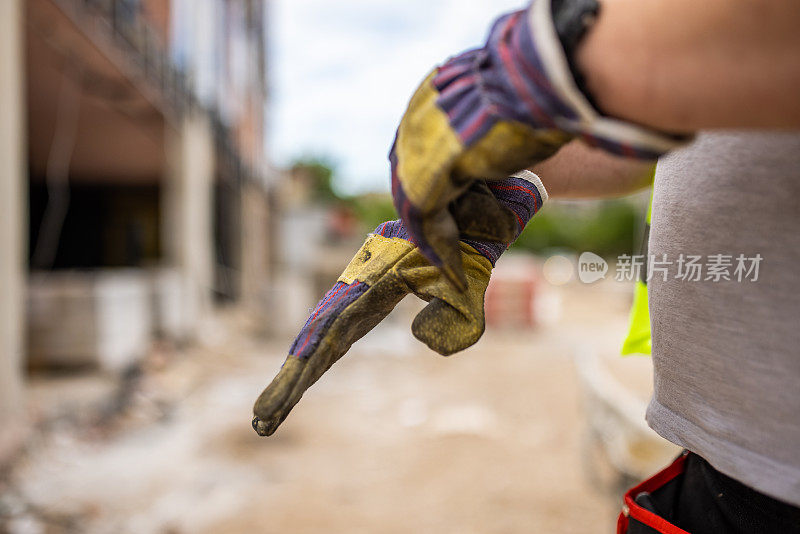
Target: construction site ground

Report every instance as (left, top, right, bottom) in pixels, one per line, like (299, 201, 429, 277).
(1, 279, 666, 534)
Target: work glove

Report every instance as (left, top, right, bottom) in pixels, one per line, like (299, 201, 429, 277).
(391, 0, 688, 290)
(253, 171, 546, 436)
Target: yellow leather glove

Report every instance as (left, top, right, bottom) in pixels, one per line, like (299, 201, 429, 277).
(253, 172, 548, 436)
(390, 3, 687, 290)
(253, 223, 492, 436)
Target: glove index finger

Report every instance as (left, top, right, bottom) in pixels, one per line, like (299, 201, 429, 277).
(253, 228, 416, 436)
(450, 182, 518, 243)
(420, 210, 468, 292)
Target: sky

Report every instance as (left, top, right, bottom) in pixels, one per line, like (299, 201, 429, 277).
(268, 0, 526, 195)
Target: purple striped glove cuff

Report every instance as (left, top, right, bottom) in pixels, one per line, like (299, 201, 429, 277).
(433, 5, 687, 159)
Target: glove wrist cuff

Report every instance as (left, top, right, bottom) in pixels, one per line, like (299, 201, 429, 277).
(511, 170, 549, 204)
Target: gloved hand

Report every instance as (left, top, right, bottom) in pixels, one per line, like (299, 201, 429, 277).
(252, 171, 546, 436)
(391, 0, 688, 290)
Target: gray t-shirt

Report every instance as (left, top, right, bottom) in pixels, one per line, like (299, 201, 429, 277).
(647, 131, 800, 506)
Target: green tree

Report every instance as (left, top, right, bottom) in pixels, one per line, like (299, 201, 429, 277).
(289, 157, 339, 203)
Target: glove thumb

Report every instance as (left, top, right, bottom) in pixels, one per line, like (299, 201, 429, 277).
(408, 243, 492, 356)
(411, 297, 485, 356)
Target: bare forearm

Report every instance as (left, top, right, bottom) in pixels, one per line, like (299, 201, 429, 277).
(532, 140, 654, 199)
(578, 0, 800, 132)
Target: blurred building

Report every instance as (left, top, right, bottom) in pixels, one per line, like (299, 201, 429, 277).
(1, 0, 276, 460)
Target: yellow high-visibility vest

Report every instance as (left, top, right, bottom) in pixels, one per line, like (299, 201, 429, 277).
(621, 173, 655, 356)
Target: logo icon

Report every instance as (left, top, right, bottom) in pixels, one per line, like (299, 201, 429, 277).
(578, 252, 607, 283)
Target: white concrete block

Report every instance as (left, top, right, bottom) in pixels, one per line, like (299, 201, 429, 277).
(28, 270, 153, 372)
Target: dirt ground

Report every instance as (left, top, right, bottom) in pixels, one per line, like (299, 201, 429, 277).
(1, 278, 667, 534)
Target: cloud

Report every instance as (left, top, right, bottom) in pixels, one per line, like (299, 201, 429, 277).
(268, 0, 526, 194)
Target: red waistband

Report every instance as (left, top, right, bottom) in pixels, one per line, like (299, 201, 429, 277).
(617, 452, 691, 534)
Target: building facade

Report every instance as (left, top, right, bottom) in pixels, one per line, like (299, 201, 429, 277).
(0, 0, 276, 462)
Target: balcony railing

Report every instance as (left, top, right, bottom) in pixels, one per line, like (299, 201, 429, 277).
(73, 0, 194, 119)
(53, 0, 262, 186)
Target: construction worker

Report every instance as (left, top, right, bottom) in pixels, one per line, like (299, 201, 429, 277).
(254, 0, 800, 531)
